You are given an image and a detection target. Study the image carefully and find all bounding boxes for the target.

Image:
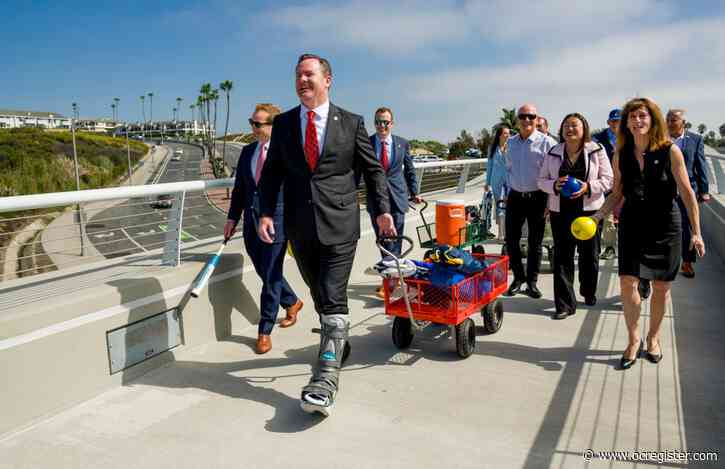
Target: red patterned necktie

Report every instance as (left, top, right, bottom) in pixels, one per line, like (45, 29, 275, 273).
(254, 143, 266, 184)
(380, 140, 389, 171)
(304, 110, 319, 171)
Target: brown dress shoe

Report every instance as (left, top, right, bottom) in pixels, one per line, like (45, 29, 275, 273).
(681, 262, 695, 278)
(279, 300, 303, 328)
(256, 334, 272, 354)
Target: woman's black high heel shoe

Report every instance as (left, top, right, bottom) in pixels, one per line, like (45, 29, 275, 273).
(644, 338, 663, 364)
(620, 340, 644, 370)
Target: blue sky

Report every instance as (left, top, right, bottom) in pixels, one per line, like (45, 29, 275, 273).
(3, 0, 725, 141)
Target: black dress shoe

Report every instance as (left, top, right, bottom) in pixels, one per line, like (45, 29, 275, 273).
(526, 283, 542, 299)
(552, 311, 570, 320)
(638, 280, 651, 299)
(505, 279, 524, 296)
(584, 296, 597, 306)
(620, 340, 644, 370)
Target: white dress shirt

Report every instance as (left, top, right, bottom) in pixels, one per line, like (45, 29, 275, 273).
(300, 100, 330, 157)
(250, 140, 269, 181)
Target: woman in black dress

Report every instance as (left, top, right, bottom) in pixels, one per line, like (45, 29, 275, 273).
(592, 97, 705, 370)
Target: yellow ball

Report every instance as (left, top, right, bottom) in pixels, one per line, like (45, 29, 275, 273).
(571, 216, 597, 240)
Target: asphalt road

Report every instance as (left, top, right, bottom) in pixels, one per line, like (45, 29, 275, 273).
(86, 143, 226, 259)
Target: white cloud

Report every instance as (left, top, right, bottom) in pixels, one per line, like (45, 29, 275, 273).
(265, 0, 471, 54)
(397, 17, 725, 140)
(465, 0, 672, 43)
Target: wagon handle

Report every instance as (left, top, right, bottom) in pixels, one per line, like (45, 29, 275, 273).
(376, 235, 414, 260)
(375, 235, 424, 331)
(416, 200, 433, 243)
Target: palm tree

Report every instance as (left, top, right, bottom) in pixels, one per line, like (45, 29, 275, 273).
(196, 95, 206, 143)
(189, 104, 196, 137)
(697, 123, 707, 135)
(176, 97, 183, 121)
(139, 95, 146, 139)
(200, 83, 213, 152)
(113, 97, 120, 121)
(219, 80, 233, 165)
(210, 88, 219, 148)
(111, 103, 117, 121)
(147, 92, 154, 128)
(499, 107, 517, 130)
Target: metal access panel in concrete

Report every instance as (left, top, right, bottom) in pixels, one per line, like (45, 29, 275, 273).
(107, 309, 182, 374)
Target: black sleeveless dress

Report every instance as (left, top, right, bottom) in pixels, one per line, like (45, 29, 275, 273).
(618, 143, 681, 281)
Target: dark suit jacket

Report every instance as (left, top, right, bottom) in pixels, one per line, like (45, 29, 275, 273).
(259, 103, 390, 245)
(227, 141, 285, 243)
(365, 134, 418, 215)
(679, 131, 709, 195)
(592, 129, 615, 162)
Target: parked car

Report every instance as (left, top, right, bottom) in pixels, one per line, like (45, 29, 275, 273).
(150, 194, 174, 209)
(174, 148, 183, 154)
(413, 154, 444, 163)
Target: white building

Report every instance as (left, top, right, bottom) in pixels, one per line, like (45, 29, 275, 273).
(75, 118, 119, 133)
(0, 109, 71, 129)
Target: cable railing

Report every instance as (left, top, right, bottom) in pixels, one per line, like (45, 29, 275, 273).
(0, 158, 487, 282)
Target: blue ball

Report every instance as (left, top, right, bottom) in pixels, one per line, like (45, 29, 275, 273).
(560, 176, 582, 198)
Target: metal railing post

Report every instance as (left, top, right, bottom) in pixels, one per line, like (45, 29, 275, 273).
(456, 163, 471, 194)
(162, 191, 186, 267)
(416, 168, 425, 192)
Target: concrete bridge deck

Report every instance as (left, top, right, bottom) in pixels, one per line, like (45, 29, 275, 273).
(1, 184, 724, 469)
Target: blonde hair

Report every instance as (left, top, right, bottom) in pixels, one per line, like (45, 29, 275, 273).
(617, 97, 670, 153)
(254, 103, 281, 122)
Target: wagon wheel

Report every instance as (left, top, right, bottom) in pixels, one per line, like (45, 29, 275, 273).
(392, 317, 414, 349)
(455, 318, 476, 358)
(482, 298, 504, 334)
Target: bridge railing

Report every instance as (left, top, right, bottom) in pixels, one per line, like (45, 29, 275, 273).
(0, 158, 486, 282)
(705, 152, 724, 195)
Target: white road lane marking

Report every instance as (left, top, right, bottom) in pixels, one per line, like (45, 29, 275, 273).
(121, 228, 149, 252)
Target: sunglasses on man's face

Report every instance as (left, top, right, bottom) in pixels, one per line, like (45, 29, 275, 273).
(375, 120, 392, 128)
(249, 119, 271, 129)
(517, 113, 537, 121)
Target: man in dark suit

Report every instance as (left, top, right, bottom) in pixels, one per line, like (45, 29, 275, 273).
(592, 109, 621, 260)
(667, 108, 711, 278)
(258, 54, 395, 416)
(224, 103, 303, 355)
(366, 107, 422, 297)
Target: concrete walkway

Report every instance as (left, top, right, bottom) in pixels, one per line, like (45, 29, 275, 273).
(1, 190, 723, 468)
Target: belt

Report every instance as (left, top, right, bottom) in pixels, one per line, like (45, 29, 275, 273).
(510, 189, 541, 198)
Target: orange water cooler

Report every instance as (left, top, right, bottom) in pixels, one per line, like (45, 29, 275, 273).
(435, 199, 466, 246)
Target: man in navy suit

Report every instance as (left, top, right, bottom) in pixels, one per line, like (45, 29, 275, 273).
(224, 103, 303, 355)
(667, 109, 711, 278)
(367, 107, 421, 297)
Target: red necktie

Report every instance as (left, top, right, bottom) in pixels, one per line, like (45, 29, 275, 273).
(380, 140, 389, 171)
(254, 143, 266, 184)
(304, 110, 319, 171)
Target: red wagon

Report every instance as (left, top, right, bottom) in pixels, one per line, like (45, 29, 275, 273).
(378, 237, 509, 358)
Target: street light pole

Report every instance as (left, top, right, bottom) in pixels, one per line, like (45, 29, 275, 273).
(126, 122, 133, 186)
(70, 113, 86, 256)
